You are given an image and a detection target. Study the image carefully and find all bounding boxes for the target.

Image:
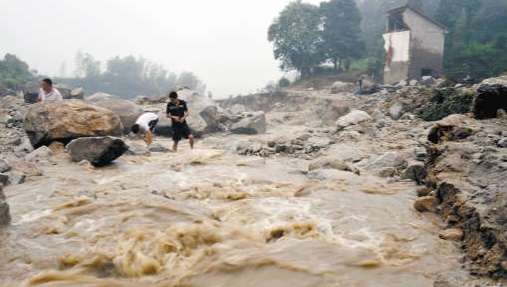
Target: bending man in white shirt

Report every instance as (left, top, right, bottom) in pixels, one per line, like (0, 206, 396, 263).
(131, 112, 159, 146)
(36, 78, 63, 102)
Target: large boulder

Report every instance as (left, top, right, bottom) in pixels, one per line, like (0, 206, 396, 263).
(53, 83, 71, 99)
(177, 89, 221, 135)
(66, 136, 129, 167)
(474, 83, 507, 119)
(330, 81, 355, 94)
(0, 186, 10, 226)
(23, 81, 41, 103)
(23, 100, 123, 148)
(134, 94, 167, 105)
(86, 92, 121, 102)
(230, 112, 266, 134)
(92, 99, 144, 134)
(336, 110, 372, 129)
(153, 110, 173, 137)
(389, 102, 404, 120)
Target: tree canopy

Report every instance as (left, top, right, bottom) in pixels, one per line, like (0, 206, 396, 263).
(320, 0, 365, 71)
(56, 52, 206, 99)
(268, 0, 322, 77)
(0, 54, 34, 92)
(268, 0, 365, 76)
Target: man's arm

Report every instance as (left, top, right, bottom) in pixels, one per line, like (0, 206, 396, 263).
(145, 130, 153, 146)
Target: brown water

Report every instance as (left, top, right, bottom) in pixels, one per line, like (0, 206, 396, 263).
(0, 136, 465, 287)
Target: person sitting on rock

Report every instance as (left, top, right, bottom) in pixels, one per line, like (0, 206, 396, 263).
(36, 78, 63, 102)
(166, 91, 194, 151)
(131, 112, 159, 146)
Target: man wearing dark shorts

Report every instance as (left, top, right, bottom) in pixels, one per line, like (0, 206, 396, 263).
(166, 91, 194, 151)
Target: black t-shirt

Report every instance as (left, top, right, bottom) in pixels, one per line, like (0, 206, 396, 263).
(166, 100, 188, 126)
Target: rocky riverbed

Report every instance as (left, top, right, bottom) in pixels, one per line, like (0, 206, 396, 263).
(1, 78, 506, 286)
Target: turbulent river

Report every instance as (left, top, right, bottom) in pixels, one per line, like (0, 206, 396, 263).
(1, 135, 467, 287)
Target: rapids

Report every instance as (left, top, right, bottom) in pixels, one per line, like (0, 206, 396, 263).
(0, 135, 468, 287)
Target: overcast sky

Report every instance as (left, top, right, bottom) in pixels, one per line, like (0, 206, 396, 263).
(0, 0, 324, 97)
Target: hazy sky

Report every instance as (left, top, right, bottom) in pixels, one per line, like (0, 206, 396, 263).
(0, 0, 324, 97)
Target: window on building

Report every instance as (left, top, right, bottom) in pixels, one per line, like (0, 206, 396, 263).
(387, 13, 409, 32)
(421, 68, 432, 76)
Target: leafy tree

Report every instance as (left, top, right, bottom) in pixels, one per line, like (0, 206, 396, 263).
(319, 0, 365, 71)
(58, 53, 206, 98)
(74, 51, 101, 78)
(268, 0, 323, 77)
(0, 54, 34, 91)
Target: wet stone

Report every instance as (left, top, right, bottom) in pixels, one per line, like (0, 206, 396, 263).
(0, 159, 11, 173)
(497, 138, 507, 148)
(414, 195, 438, 212)
(8, 171, 26, 185)
(439, 228, 463, 241)
(0, 174, 9, 186)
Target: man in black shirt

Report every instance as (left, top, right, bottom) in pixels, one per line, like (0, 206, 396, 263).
(166, 91, 194, 151)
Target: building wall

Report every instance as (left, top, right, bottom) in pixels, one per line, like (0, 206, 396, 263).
(383, 30, 411, 84)
(402, 9, 445, 79)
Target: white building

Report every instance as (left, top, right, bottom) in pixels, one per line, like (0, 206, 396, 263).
(383, 4, 448, 85)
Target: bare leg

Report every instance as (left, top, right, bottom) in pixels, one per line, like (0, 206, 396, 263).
(189, 135, 194, 149)
(172, 141, 178, 151)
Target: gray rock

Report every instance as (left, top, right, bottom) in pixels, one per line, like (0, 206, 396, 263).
(421, 76, 436, 86)
(336, 110, 372, 129)
(24, 146, 53, 162)
(367, 152, 407, 171)
(372, 109, 386, 121)
(389, 102, 404, 120)
(374, 167, 396, 178)
(0, 186, 10, 225)
(497, 138, 507, 148)
(409, 79, 419, 86)
(413, 147, 427, 161)
(0, 159, 11, 173)
(92, 99, 144, 134)
(23, 81, 41, 103)
(70, 88, 85, 100)
(149, 143, 172, 152)
(330, 81, 355, 94)
(66, 136, 129, 167)
(86, 92, 121, 102)
(0, 174, 9, 186)
(8, 171, 26, 185)
(403, 161, 427, 183)
(53, 83, 71, 99)
(126, 143, 151, 156)
(230, 104, 247, 114)
(230, 112, 266, 134)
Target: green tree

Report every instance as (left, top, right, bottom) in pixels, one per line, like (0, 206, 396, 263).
(268, 0, 322, 77)
(0, 54, 34, 91)
(320, 0, 364, 71)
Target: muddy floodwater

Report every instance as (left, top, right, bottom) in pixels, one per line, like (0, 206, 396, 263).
(1, 136, 467, 287)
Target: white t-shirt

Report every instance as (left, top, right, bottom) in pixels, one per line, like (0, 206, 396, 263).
(38, 88, 63, 101)
(135, 112, 158, 131)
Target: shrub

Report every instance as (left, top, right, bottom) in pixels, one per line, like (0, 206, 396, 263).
(278, 77, 291, 88)
(419, 89, 476, 121)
